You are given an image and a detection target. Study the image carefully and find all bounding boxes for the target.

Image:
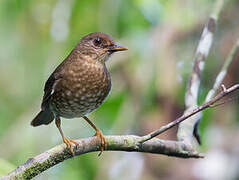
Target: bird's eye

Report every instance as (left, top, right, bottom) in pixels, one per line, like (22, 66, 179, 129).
(93, 37, 102, 47)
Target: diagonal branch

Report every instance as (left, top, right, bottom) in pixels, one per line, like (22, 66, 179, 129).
(139, 84, 239, 143)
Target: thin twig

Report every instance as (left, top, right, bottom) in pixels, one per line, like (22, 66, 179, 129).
(139, 84, 239, 143)
(206, 39, 239, 102)
(209, 96, 238, 108)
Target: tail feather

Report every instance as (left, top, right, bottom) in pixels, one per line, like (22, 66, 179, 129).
(31, 109, 54, 126)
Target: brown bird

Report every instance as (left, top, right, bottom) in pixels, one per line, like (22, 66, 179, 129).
(31, 32, 127, 155)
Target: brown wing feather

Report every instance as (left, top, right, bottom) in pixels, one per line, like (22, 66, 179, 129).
(41, 74, 58, 110)
(41, 48, 77, 110)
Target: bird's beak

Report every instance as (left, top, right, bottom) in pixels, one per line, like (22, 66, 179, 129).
(108, 44, 128, 52)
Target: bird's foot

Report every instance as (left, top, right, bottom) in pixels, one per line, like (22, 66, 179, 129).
(63, 137, 79, 156)
(94, 129, 106, 156)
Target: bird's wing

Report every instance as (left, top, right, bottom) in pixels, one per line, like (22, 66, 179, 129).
(41, 72, 62, 111)
(41, 49, 77, 110)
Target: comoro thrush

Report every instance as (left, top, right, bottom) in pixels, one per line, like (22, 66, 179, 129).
(31, 32, 128, 155)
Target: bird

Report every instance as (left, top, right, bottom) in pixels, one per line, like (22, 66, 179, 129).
(31, 32, 128, 155)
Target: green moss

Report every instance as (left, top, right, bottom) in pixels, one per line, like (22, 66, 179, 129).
(22, 161, 50, 180)
(20, 152, 71, 179)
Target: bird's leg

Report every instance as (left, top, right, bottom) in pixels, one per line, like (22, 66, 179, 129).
(83, 116, 106, 156)
(55, 117, 79, 155)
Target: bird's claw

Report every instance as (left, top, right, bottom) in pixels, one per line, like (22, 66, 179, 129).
(94, 129, 106, 156)
(63, 137, 79, 156)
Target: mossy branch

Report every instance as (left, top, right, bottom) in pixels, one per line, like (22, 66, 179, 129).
(2, 136, 202, 180)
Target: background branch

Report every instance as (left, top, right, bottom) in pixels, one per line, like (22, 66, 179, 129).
(190, 38, 239, 144)
(206, 39, 239, 102)
(177, 0, 226, 146)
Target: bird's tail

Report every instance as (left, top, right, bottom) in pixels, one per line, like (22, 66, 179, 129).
(31, 109, 54, 126)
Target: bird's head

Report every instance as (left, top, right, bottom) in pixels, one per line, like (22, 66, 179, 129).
(77, 32, 128, 63)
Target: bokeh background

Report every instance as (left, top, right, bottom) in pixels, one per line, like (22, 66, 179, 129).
(1, 0, 239, 179)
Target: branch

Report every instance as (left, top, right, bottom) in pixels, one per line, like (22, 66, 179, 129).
(139, 84, 239, 143)
(177, 0, 226, 145)
(2, 136, 203, 180)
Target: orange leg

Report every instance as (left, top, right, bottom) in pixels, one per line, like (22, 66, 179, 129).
(55, 117, 79, 156)
(83, 116, 106, 156)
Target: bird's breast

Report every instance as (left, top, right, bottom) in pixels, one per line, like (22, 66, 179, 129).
(50, 60, 111, 118)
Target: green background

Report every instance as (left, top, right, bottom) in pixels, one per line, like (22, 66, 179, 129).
(1, 0, 239, 179)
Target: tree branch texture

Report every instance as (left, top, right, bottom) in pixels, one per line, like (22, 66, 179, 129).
(2, 136, 202, 180)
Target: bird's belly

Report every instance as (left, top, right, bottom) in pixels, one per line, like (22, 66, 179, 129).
(50, 79, 111, 119)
